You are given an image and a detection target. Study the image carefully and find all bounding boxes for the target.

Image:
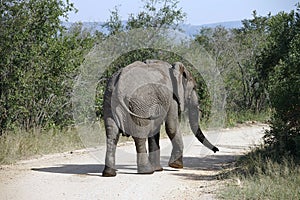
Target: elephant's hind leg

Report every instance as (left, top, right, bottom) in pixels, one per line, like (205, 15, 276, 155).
(133, 137, 154, 174)
(148, 132, 163, 171)
(102, 118, 120, 177)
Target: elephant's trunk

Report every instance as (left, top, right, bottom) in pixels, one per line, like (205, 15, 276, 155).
(188, 91, 219, 153)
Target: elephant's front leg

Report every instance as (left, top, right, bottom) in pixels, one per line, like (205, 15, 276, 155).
(102, 118, 120, 177)
(165, 101, 184, 168)
(148, 132, 163, 171)
(133, 137, 154, 174)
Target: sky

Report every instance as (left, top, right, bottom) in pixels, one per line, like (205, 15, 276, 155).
(67, 0, 299, 25)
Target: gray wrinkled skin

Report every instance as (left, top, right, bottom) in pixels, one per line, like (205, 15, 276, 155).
(102, 60, 219, 177)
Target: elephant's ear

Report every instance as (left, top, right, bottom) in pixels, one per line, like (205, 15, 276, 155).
(171, 62, 186, 112)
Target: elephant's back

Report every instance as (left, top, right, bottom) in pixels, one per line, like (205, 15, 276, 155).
(117, 61, 172, 96)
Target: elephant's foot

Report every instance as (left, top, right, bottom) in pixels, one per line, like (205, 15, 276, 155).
(150, 162, 163, 172)
(102, 166, 117, 177)
(137, 153, 154, 174)
(154, 166, 163, 171)
(169, 156, 183, 169)
(149, 151, 163, 172)
(137, 165, 155, 174)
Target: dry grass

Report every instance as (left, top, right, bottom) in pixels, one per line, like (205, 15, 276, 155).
(219, 149, 300, 200)
(0, 127, 84, 164)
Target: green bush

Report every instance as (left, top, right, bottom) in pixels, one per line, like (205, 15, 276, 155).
(264, 24, 300, 159)
(0, 0, 93, 133)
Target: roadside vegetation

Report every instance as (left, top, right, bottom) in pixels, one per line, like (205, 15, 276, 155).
(220, 148, 300, 199)
(219, 5, 300, 199)
(0, 1, 299, 199)
(0, 128, 83, 164)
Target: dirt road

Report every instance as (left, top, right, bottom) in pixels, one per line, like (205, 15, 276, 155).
(0, 124, 268, 200)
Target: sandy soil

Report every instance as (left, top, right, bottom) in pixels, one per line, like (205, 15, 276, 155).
(0, 123, 268, 200)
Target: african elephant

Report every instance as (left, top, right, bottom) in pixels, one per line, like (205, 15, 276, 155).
(102, 60, 219, 177)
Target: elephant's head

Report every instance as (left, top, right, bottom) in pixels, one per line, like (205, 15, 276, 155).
(171, 62, 219, 153)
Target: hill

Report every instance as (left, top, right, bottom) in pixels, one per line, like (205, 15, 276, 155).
(63, 20, 242, 36)
(180, 21, 242, 36)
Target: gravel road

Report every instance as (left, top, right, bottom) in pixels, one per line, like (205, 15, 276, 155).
(0, 123, 268, 200)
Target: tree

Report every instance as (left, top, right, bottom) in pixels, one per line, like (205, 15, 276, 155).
(194, 13, 269, 114)
(0, 0, 92, 133)
(261, 5, 300, 158)
(102, 0, 186, 36)
(257, 11, 297, 80)
(231, 11, 270, 112)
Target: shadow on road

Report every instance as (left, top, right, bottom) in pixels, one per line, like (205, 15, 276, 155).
(31, 154, 236, 179)
(32, 164, 131, 176)
(31, 164, 179, 176)
(173, 172, 220, 181)
(160, 154, 237, 181)
(159, 154, 237, 171)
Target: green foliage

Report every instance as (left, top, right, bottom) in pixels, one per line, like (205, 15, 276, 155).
(220, 7, 300, 199)
(102, 6, 124, 35)
(194, 9, 299, 143)
(195, 17, 269, 114)
(264, 35, 300, 158)
(102, 0, 186, 36)
(226, 110, 270, 127)
(231, 12, 270, 112)
(126, 0, 186, 30)
(0, 0, 93, 133)
(258, 5, 300, 158)
(257, 10, 297, 81)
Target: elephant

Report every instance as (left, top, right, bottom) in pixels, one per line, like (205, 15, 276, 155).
(102, 60, 219, 177)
